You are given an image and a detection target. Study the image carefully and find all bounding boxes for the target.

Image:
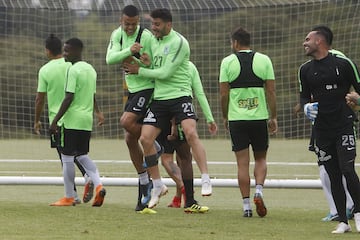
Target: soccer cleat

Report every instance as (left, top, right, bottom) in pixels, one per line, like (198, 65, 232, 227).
(83, 179, 94, 203)
(347, 207, 354, 220)
(243, 209, 253, 218)
(322, 213, 339, 222)
(331, 222, 351, 234)
(184, 203, 209, 213)
(148, 184, 168, 208)
(50, 197, 75, 206)
(354, 212, 360, 232)
(168, 196, 181, 208)
(137, 207, 157, 214)
(92, 185, 106, 207)
(140, 180, 153, 206)
(201, 179, 212, 196)
(254, 193, 267, 217)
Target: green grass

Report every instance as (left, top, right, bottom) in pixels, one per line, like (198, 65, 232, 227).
(0, 139, 360, 239)
(1, 186, 359, 240)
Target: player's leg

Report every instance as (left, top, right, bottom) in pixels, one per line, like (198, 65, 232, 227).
(319, 164, 339, 221)
(251, 120, 269, 217)
(342, 176, 354, 219)
(175, 142, 209, 213)
(228, 120, 253, 217)
(120, 90, 153, 211)
(253, 150, 267, 217)
(74, 130, 106, 207)
(161, 153, 183, 208)
(140, 123, 167, 208)
(317, 132, 349, 233)
(180, 118, 212, 196)
(337, 127, 360, 232)
(235, 148, 251, 217)
(50, 128, 76, 206)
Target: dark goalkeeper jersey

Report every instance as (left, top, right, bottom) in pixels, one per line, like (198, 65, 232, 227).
(298, 53, 360, 130)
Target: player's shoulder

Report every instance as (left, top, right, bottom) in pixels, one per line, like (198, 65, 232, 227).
(254, 51, 273, 63)
(110, 26, 122, 39)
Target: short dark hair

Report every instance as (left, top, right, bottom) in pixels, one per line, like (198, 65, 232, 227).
(312, 25, 333, 46)
(122, 5, 139, 17)
(65, 38, 83, 51)
(150, 8, 172, 22)
(231, 27, 250, 46)
(45, 34, 62, 55)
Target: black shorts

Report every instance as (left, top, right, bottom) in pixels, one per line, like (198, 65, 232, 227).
(143, 96, 197, 129)
(228, 120, 269, 152)
(157, 122, 187, 154)
(58, 127, 91, 156)
(315, 124, 356, 166)
(124, 89, 153, 116)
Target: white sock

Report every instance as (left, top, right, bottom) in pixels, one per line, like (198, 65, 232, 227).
(342, 176, 354, 209)
(319, 165, 337, 215)
(201, 173, 210, 182)
(255, 184, 263, 195)
(139, 172, 149, 185)
(243, 197, 251, 211)
(152, 178, 163, 188)
(61, 154, 75, 198)
(76, 154, 102, 188)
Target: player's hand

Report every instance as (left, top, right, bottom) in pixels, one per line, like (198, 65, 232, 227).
(34, 121, 41, 135)
(304, 102, 318, 121)
(346, 92, 360, 108)
(49, 122, 58, 135)
(268, 118, 278, 135)
(123, 61, 140, 74)
(96, 112, 105, 126)
(130, 42, 142, 54)
(140, 53, 151, 66)
(208, 122, 218, 135)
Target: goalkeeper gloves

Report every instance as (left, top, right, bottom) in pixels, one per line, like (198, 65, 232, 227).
(304, 102, 318, 121)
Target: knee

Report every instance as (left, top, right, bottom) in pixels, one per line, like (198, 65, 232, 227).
(139, 135, 152, 150)
(119, 115, 129, 128)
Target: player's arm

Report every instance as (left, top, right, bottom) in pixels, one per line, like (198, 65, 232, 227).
(192, 68, 214, 122)
(191, 66, 217, 134)
(49, 92, 73, 133)
(34, 92, 46, 135)
(94, 95, 104, 126)
(265, 79, 277, 134)
(138, 38, 189, 79)
(106, 29, 133, 65)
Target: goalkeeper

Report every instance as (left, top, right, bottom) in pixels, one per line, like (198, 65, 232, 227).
(296, 25, 354, 223)
(299, 26, 360, 234)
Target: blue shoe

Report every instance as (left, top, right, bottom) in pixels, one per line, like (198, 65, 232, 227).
(321, 213, 339, 222)
(347, 207, 354, 220)
(141, 180, 153, 206)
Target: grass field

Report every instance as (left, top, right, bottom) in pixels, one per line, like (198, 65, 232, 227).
(1, 139, 360, 239)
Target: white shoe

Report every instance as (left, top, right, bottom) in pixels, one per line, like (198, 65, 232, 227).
(201, 179, 212, 196)
(354, 212, 360, 232)
(331, 222, 351, 234)
(148, 185, 168, 209)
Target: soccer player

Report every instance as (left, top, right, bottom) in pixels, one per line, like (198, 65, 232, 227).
(106, 5, 159, 213)
(163, 61, 217, 207)
(49, 38, 106, 207)
(34, 34, 93, 204)
(219, 27, 277, 218)
(299, 27, 360, 233)
(124, 8, 210, 212)
(294, 25, 354, 222)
